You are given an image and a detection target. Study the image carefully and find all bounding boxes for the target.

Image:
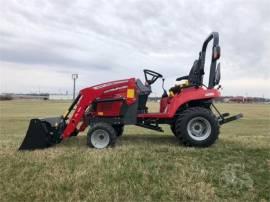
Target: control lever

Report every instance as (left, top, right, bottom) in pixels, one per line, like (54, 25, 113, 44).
(161, 78, 168, 97)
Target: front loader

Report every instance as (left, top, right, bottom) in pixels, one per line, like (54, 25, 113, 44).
(19, 32, 243, 150)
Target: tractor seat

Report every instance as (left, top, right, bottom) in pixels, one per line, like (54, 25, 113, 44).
(176, 59, 203, 87)
(170, 60, 204, 96)
(136, 79, 151, 113)
(188, 59, 203, 86)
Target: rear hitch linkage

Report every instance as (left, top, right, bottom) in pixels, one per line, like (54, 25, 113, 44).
(211, 104, 243, 125)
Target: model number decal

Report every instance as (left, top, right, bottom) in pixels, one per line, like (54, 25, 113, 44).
(93, 80, 129, 90)
(104, 86, 128, 93)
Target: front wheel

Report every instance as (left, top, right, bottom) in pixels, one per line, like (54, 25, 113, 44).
(175, 107, 219, 147)
(87, 123, 117, 149)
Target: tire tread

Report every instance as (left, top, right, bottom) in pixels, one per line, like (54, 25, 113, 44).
(87, 122, 117, 148)
(175, 107, 220, 147)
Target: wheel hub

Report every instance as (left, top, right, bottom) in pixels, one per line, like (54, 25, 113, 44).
(187, 117, 211, 141)
(91, 129, 110, 149)
(99, 135, 104, 140)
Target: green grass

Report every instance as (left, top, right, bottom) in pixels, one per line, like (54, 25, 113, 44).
(0, 100, 269, 201)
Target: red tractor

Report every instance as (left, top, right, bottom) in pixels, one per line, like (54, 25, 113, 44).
(19, 32, 243, 150)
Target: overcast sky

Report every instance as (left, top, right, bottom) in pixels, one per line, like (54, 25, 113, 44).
(0, 0, 270, 97)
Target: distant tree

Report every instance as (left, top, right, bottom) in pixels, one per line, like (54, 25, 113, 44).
(0, 95, 13, 101)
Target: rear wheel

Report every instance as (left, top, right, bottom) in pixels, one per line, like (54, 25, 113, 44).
(170, 125, 177, 136)
(87, 123, 117, 149)
(175, 107, 219, 147)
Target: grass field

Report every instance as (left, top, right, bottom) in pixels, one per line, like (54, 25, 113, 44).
(0, 100, 269, 201)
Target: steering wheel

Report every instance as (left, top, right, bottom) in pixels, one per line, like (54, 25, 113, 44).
(143, 69, 163, 85)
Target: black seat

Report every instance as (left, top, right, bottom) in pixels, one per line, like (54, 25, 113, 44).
(136, 79, 151, 113)
(176, 59, 204, 87)
(188, 59, 204, 86)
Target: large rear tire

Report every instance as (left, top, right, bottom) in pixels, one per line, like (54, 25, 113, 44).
(175, 107, 219, 147)
(170, 125, 177, 136)
(87, 123, 117, 149)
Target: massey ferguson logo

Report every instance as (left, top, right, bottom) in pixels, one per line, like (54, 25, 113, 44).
(104, 86, 128, 93)
(93, 80, 129, 90)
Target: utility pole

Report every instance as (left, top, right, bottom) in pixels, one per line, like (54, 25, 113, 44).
(72, 74, 78, 100)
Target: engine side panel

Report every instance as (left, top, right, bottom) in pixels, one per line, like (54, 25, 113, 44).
(90, 78, 137, 117)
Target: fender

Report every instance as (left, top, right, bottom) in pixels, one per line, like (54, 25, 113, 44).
(166, 87, 220, 118)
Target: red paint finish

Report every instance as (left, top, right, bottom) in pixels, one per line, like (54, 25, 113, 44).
(96, 101, 123, 116)
(159, 97, 170, 113)
(138, 87, 220, 119)
(61, 77, 220, 140)
(61, 78, 136, 139)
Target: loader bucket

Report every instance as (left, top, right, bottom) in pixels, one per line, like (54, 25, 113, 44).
(19, 118, 62, 150)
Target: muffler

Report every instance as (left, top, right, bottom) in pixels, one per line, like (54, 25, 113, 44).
(19, 117, 64, 150)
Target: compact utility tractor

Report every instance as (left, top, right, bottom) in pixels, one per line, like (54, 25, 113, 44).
(19, 32, 243, 150)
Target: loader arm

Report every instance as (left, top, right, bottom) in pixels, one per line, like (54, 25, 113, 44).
(19, 90, 98, 150)
(61, 89, 100, 139)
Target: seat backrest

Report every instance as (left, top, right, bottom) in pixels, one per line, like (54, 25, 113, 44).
(188, 59, 204, 86)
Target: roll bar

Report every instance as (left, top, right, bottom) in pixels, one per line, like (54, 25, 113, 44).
(200, 32, 220, 88)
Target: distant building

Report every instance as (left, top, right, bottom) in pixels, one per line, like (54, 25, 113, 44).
(1, 93, 49, 100)
(0, 93, 72, 100)
(49, 94, 73, 100)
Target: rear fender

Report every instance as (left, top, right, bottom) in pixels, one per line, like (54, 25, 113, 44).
(176, 99, 212, 113)
(167, 87, 220, 118)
